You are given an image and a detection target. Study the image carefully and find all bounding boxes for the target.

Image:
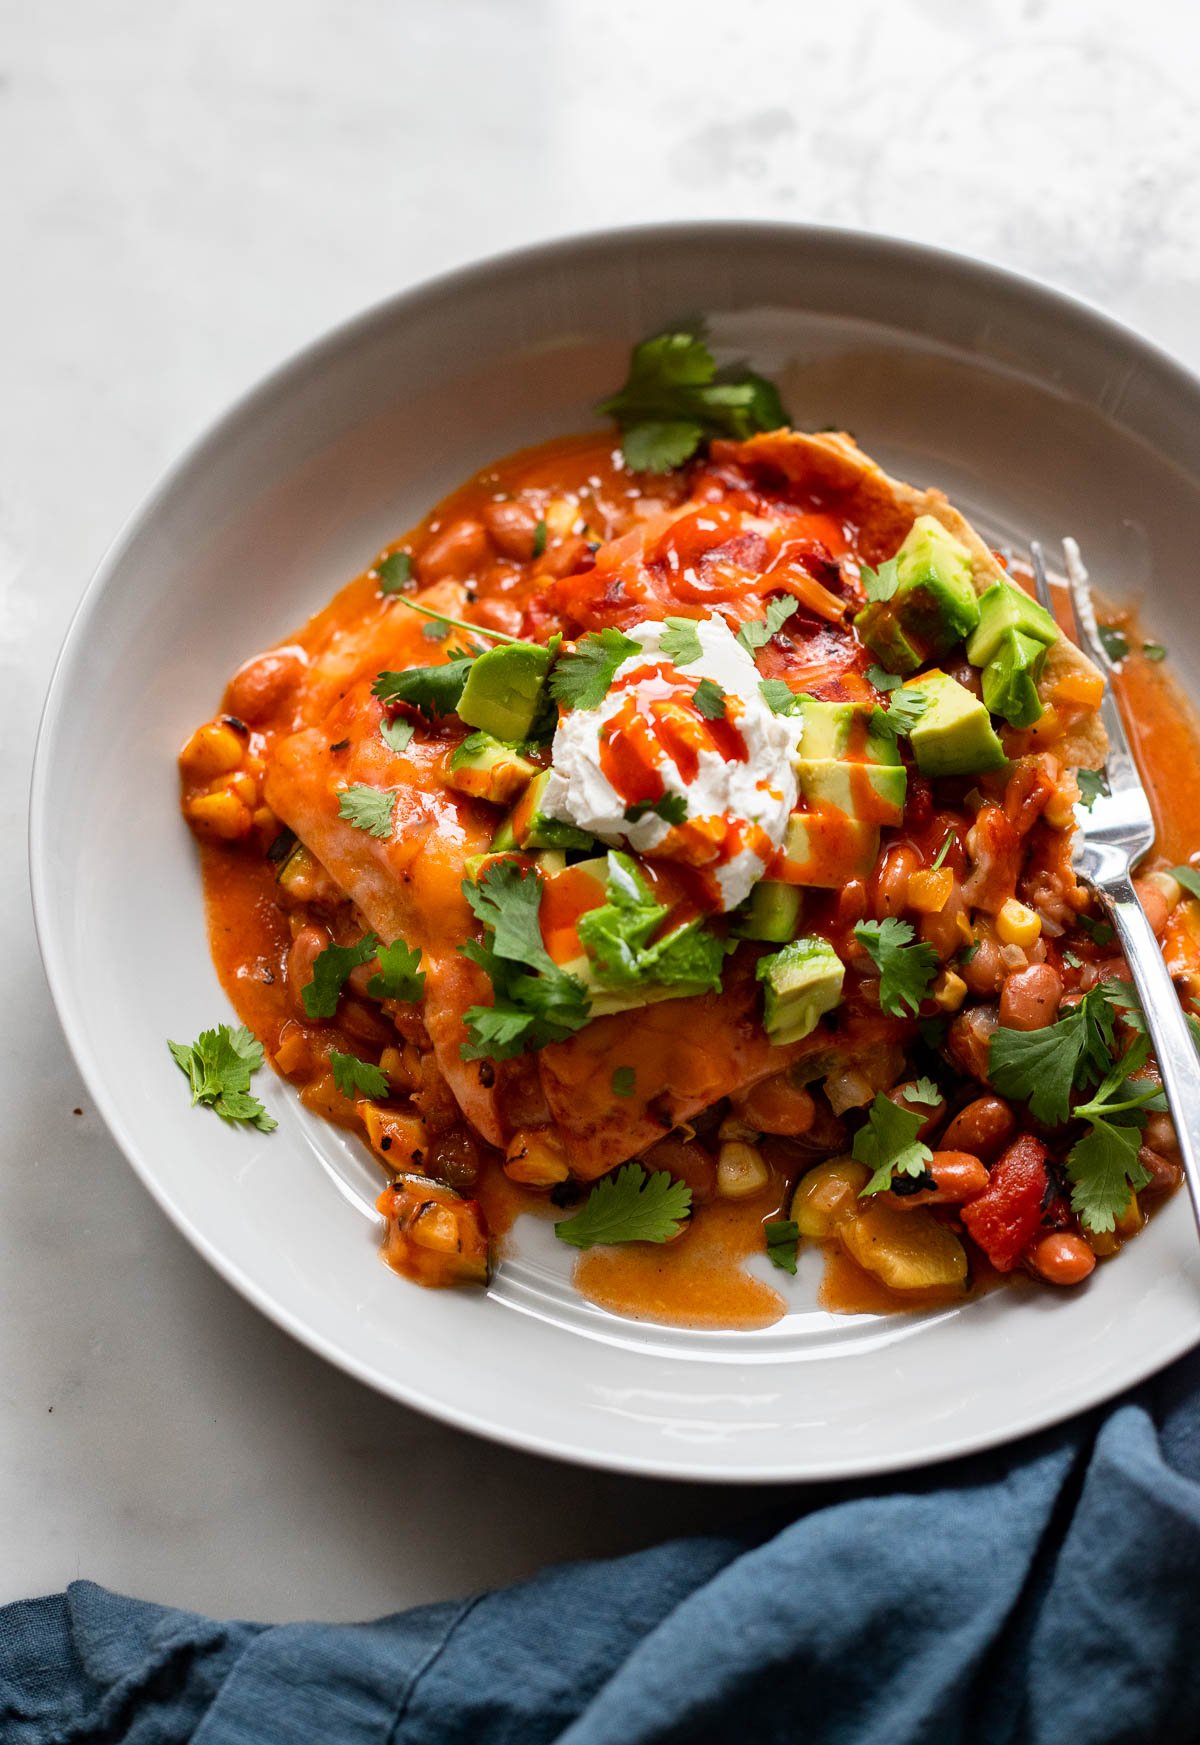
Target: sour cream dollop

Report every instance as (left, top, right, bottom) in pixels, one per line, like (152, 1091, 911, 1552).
(541, 617, 803, 910)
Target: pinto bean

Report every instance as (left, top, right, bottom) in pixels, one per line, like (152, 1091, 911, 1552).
(731, 1074, 817, 1137)
(998, 963, 1063, 1032)
(339, 997, 394, 1046)
(482, 498, 539, 560)
(948, 1005, 999, 1083)
(1138, 1145, 1183, 1194)
(962, 933, 1003, 997)
(1133, 876, 1170, 940)
(941, 1095, 1016, 1157)
(644, 1135, 717, 1204)
(1027, 1231, 1096, 1286)
(1142, 1112, 1179, 1157)
(418, 517, 491, 583)
(286, 923, 331, 1018)
(886, 1081, 947, 1141)
(871, 844, 921, 920)
(224, 646, 306, 726)
(890, 1150, 989, 1208)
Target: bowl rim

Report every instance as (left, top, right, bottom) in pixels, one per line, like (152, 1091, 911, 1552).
(29, 219, 1200, 1480)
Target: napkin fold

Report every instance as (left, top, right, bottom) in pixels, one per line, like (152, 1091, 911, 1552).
(4, 1350, 1200, 1745)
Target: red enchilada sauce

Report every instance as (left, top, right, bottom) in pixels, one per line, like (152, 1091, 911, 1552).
(188, 433, 1200, 1327)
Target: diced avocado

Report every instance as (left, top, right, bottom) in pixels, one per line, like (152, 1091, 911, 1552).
(903, 671, 1006, 777)
(965, 578, 1057, 667)
(756, 936, 845, 1045)
(778, 813, 880, 887)
(981, 629, 1048, 729)
(457, 643, 552, 743)
(795, 759, 907, 826)
(494, 768, 595, 852)
(855, 516, 981, 674)
(797, 699, 901, 766)
(734, 880, 802, 943)
(444, 732, 538, 805)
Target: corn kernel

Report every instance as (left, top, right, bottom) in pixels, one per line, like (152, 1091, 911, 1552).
(1115, 1191, 1143, 1239)
(996, 899, 1041, 948)
(1085, 1226, 1119, 1259)
(505, 1127, 569, 1186)
(716, 1141, 768, 1199)
(227, 770, 259, 806)
(543, 496, 578, 538)
(379, 1046, 414, 1092)
(185, 789, 253, 840)
(717, 1114, 759, 1144)
(180, 720, 245, 780)
(1145, 870, 1183, 912)
(931, 969, 968, 1012)
(908, 868, 953, 914)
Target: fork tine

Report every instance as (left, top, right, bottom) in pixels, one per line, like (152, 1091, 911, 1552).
(1028, 540, 1055, 615)
(1062, 536, 1112, 673)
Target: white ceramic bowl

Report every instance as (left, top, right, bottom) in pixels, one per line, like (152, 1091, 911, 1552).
(31, 224, 1200, 1481)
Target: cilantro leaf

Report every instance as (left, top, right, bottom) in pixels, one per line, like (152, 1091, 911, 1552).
(659, 616, 703, 666)
(692, 677, 727, 719)
(375, 551, 413, 594)
(1143, 640, 1167, 662)
(422, 617, 451, 642)
(907, 1076, 942, 1106)
(598, 326, 787, 472)
(329, 1049, 391, 1100)
(576, 852, 727, 996)
(367, 937, 425, 1003)
(853, 1093, 933, 1196)
(1170, 865, 1200, 903)
(860, 557, 900, 602)
(866, 663, 904, 693)
(549, 628, 640, 712)
(167, 1023, 277, 1133)
(736, 596, 798, 657)
(1076, 768, 1107, 811)
(873, 690, 927, 743)
(1098, 625, 1129, 662)
(765, 1217, 800, 1274)
(554, 1162, 692, 1248)
(303, 933, 380, 1020)
(759, 678, 802, 715)
(624, 794, 688, 825)
(1066, 1118, 1152, 1233)
(532, 518, 548, 559)
(988, 985, 1116, 1125)
(338, 785, 397, 839)
(373, 657, 475, 720)
(380, 715, 415, 754)
(854, 918, 938, 1017)
(459, 860, 590, 1059)
(611, 1065, 636, 1097)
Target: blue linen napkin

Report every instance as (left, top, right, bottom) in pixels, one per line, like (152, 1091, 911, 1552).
(5, 1350, 1200, 1745)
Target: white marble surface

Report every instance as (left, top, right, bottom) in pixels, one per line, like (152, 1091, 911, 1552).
(5, 0, 1200, 1623)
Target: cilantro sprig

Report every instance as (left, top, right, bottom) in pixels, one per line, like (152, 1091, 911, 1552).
(759, 678, 802, 715)
(576, 852, 728, 997)
(597, 325, 787, 473)
(692, 677, 727, 720)
(367, 937, 425, 1003)
(554, 1162, 692, 1248)
(659, 617, 703, 666)
(736, 596, 798, 658)
(329, 1049, 391, 1100)
(765, 1218, 800, 1274)
(872, 689, 927, 745)
(860, 557, 900, 602)
(549, 628, 640, 712)
(624, 794, 688, 825)
(303, 933, 380, 1020)
(168, 1023, 276, 1132)
(1065, 1033, 1159, 1232)
(373, 657, 475, 720)
(853, 1094, 933, 1197)
(854, 919, 939, 1017)
(988, 985, 1116, 1126)
(459, 860, 590, 1060)
(338, 785, 397, 839)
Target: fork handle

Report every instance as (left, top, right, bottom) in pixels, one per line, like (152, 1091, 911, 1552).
(1098, 878, 1200, 1239)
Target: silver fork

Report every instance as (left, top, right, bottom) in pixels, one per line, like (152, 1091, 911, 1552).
(1031, 538, 1200, 1237)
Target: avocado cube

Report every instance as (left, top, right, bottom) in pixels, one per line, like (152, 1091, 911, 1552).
(904, 671, 1007, 777)
(734, 880, 803, 943)
(457, 642, 552, 743)
(965, 578, 1057, 668)
(496, 768, 595, 852)
(756, 936, 845, 1045)
(797, 699, 901, 766)
(778, 813, 880, 887)
(855, 516, 980, 674)
(853, 603, 923, 676)
(795, 759, 907, 826)
(444, 732, 539, 805)
(981, 630, 1048, 729)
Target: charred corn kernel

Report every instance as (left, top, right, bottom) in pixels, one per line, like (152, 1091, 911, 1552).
(716, 1142, 769, 1199)
(361, 1104, 427, 1167)
(1115, 1191, 1144, 1239)
(790, 1157, 870, 1239)
(718, 1113, 759, 1144)
(996, 899, 1041, 948)
(410, 1204, 463, 1254)
(1146, 870, 1183, 912)
(505, 1127, 569, 1187)
(180, 720, 245, 779)
(272, 1027, 311, 1077)
(227, 770, 259, 806)
(185, 789, 253, 839)
(1044, 777, 1079, 829)
(931, 969, 968, 1013)
(543, 496, 578, 538)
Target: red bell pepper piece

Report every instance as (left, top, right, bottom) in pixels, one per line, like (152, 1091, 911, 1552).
(961, 1134, 1049, 1272)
